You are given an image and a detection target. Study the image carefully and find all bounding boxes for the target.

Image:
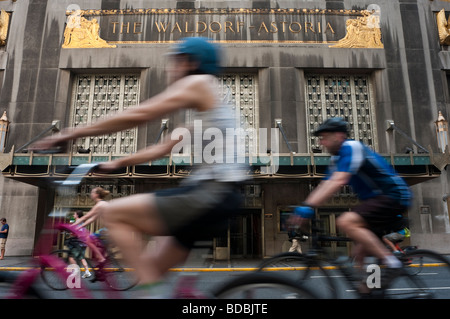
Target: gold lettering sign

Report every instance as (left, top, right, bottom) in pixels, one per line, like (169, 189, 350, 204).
(63, 8, 383, 48)
(113, 20, 336, 37)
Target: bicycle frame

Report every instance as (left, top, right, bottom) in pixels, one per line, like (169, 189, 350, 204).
(258, 217, 450, 299)
(9, 221, 93, 298)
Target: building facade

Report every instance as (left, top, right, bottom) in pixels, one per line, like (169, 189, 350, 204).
(0, 0, 450, 259)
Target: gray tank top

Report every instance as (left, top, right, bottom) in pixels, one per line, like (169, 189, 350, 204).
(185, 86, 249, 184)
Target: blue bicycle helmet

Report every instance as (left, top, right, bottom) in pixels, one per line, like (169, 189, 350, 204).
(313, 117, 349, 136)
(169, 37, 221, 76)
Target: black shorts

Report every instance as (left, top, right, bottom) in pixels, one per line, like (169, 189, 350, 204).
(69, 245, 87, 261)
(154, 181, 243, 249)
(353, 195, 408, 237)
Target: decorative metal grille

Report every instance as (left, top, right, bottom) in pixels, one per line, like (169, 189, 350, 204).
(54, 183, 135, 209)
(70, 74, 140, 154)
(217, 74, 259, 154)
(306, 74, 377, 151)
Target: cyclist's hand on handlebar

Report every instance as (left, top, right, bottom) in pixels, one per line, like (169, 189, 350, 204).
(28, 129, 72, 152)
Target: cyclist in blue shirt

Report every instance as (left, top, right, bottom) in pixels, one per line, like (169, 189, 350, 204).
(291, 118, 412, 283)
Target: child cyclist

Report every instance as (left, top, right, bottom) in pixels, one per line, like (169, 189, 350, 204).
(382, 226, 411, 256)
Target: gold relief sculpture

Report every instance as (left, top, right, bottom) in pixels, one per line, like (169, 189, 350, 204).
(330, 10, 383, 48)
(0, 10, 10, 46)
(62, 10, 116, 48)
(437, 9, 450, 45)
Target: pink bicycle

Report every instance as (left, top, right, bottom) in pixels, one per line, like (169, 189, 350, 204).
(0, 164, 125, 299)
(41, 224, 137, 291)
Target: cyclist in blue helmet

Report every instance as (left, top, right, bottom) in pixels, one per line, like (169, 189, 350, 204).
(291, 117, 412, 294)
(32, 37, 248, 297)
(166, 36, 221, 76)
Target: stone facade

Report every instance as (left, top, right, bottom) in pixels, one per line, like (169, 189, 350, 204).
(0, 0, 450, 257)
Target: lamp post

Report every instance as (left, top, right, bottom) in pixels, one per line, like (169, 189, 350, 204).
(435, 111, 449, 153)
(0, 111, 9, 153)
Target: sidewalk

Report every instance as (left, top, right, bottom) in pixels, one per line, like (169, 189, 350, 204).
(0, 256, 36, 270)
(0, 256, 267, 272)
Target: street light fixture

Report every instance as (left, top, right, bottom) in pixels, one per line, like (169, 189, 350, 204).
(0, 111, 9, 153)
(435, 111, 449, 153)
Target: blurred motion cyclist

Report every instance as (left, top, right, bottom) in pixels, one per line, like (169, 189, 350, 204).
(290, 117, 412, 293)
(31, 37, 248, 298)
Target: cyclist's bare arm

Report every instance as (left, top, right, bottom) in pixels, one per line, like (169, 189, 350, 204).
(98, 134, 182, 172)
(29, 75, 215, 151)
(80, 210, 102, 228)
(73, 203, 106, 228)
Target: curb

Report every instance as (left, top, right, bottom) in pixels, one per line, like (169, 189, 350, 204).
(0, 266, 263, 272)
(2, 263, 448, 272)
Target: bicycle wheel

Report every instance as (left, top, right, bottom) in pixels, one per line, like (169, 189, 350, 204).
(40, 250, 71, 290)
(41, 250, 95, 290)
(384, 249, 450, 299)
(212, 272, 319, 299)
(102, 255, 138, 291)
(256, 252, 338, 299)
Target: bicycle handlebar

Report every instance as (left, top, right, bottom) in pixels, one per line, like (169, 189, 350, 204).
(305, 218, 351, 248)
(57, 163, 100, 186)
(317, 235, 352, 242)
(55, 223, 89, 239)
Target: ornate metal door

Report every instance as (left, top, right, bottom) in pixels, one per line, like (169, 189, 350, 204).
(306, 74, 377, 151)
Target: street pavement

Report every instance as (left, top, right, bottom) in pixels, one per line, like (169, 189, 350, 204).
(3, 255, 450, 300)
(0, 255, 275, 300)
(0, 255, 265, 271)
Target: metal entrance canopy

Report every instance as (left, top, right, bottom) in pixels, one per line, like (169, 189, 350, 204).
(0, 151, 441, 187)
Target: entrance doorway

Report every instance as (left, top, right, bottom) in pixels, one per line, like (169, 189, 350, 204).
(230, 209, 262, 258)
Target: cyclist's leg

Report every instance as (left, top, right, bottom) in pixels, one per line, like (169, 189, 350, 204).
(382, 235, 397, 252)
(68, 255, 77, 265)
(352, 242, 367, 268)
(141, 237, 189, 280)
(337, 211, 397, 267)
(79, 246, 91, 273)
(101, 193, 185, 284)
(103, 182, 240, 289)
(85, 236, 106, 263)
(383, 232, 405, 252)
(80, 247, 91, 277)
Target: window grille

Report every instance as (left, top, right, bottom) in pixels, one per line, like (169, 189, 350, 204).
(218, 74, 259, 155)
(306, 74, 377, 151)
(70, 74, 140, 154)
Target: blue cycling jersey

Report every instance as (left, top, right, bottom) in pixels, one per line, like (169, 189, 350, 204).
(325, 140, 412, 206)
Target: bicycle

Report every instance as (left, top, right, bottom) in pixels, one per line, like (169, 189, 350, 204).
(169, 241, 320, 299)
(0, 163, 124, 299)
(40, 224, 138, 291)
(254, 217, 450, 299)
